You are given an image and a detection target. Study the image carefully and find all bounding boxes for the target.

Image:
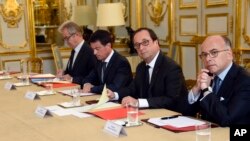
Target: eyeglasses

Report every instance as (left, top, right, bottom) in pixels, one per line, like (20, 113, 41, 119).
(63, 33, 76, 41)
(199, 49, 229, 60)
(134, 40, 150, 49)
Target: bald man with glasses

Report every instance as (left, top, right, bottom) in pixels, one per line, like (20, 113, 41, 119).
(186, 35, 250, 126)
(57, 21, 97, 86)
(107, 27, 187, 113)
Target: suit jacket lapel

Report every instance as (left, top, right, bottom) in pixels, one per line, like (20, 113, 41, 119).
(217, 63, 238, 101)
(149, 53, 163, 88)
(103, 52, 116, 81)
(147, 53, 163, 97)
(72, 43, 85, 70)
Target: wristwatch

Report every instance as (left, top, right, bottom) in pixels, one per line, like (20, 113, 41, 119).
(201, 87, 213, 95)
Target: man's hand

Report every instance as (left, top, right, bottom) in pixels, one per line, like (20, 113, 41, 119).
(82, 83, 93, 93)
(62, 74, 72, 82)
(56, 69, 64, 79)
(107, 89, 115, 100)
(192, 69, 212, 94)
(121, 96, 138, 107)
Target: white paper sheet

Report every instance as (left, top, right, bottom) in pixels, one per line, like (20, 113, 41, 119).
(95, 84, 109, 107)
(36, 90, 55, 96)
(148, 116, 205, 128)
(13, 82, 31, 87)
(30, 73, 55, 78)
(45, 105, 92, 117)
(70, 102, 121, 113)
(58, 89, 94, 97)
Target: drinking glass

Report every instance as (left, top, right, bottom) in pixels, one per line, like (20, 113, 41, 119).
(195, 122, 211, 141)
(126, 101, 139, 126)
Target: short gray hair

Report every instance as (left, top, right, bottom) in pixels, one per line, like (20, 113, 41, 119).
(58, 21, 82, 35)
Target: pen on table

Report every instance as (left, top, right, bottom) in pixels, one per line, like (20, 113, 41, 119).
(161, 115, 180, 120)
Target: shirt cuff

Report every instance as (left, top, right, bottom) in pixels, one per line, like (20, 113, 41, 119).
(188, 90, 200, 104)
(200, 91, 212, 101)
(138, 99, 149, 108)
(112, 92, 119, 101)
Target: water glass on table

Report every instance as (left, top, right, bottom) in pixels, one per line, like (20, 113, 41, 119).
(71, 89, 81, 106)
(20, 74, 29, 85)
(195, 122, 211, 141)
(44, 83, 53, 93)
(126, 101, 139, 126)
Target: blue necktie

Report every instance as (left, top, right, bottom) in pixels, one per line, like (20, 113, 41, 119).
(213, 76, 221, 94)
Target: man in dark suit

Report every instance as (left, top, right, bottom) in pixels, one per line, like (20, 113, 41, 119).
(187, 35, 250, 126)
(107, 28, 187, 112)
(82, 30, 133, 94)
(57, 21, 96, 85)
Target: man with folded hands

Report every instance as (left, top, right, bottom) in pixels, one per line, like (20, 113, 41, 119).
(185, 35, 250, 126)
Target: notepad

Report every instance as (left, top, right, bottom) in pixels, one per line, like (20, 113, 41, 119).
(146, 116, 207, 132)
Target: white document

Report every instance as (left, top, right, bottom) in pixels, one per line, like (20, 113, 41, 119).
(70, 111, 93, 118)
(13, 82, 31, 87)
(58, 101, 81, 108)
(70, 102, 121, 113)
(95, 84, 109, 107)
(51, 78, 71, 84)
(36, 90, 55, 96)
(30, 73, 55, 78)
(45, 105, 92, 118)
(148, 116, 205, 128)
(0, 76, 12, 80)
(45, 105, 72, 116)
(58, 89, 94, 97)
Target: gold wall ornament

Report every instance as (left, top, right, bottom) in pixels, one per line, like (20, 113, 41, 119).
(120, 0, 128, 21)
(0, 40, 27, 49)
(190, 35, 207, 44)
(0, 0, 23, 28)
(63, 2, 72, 21)
(147, 0, 167, 26)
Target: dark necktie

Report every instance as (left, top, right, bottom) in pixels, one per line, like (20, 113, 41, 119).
(101, 62, 107, 83)
(143, 65, 150, 98)
(213, 76, 221, 94)
(69, 50, 75, 70)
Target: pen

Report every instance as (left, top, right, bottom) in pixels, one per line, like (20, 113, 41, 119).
(161, 115, 179, 120)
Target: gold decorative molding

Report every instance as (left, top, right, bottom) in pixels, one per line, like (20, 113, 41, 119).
(0, 0, 23, 28)
(0, 41, 27, 49)
(119, 0, 128, 21)
(190, 35, 207, 44)
(147, 0, 167, 26)
(243, 0, 250, 45)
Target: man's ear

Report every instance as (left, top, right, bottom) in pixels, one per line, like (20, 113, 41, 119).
(106, 43, 112, 48)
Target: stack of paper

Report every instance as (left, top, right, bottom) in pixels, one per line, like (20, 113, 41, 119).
(147, 116, 206, 132)
(58, 89, 94, 97)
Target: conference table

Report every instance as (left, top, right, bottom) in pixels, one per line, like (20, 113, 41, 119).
(0, 76, 229, 141)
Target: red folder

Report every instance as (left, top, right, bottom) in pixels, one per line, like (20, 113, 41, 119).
(90, 107, 144, 120)
(41, 83, 78, 88)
